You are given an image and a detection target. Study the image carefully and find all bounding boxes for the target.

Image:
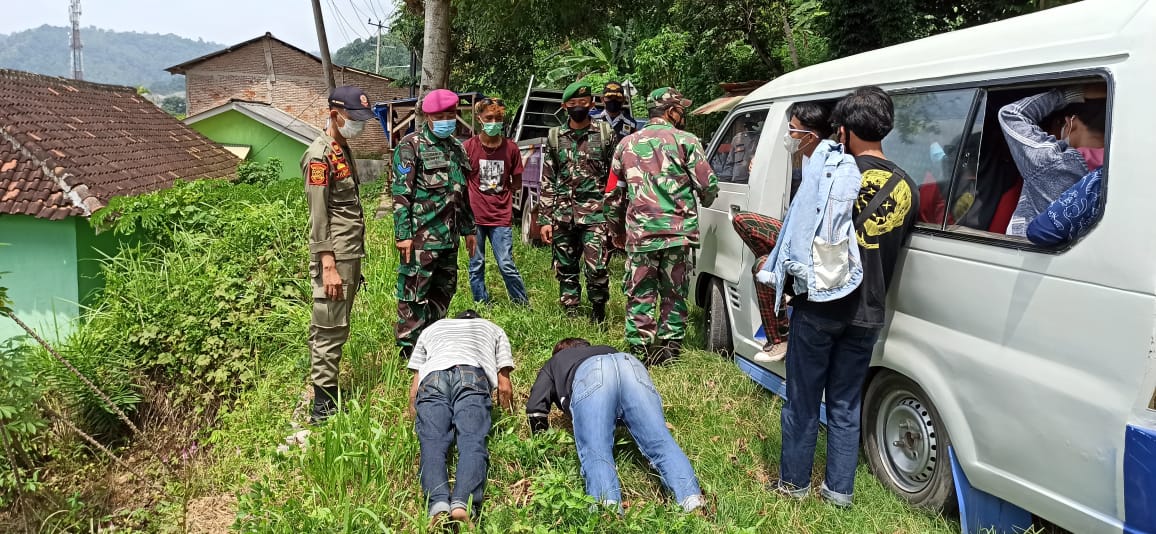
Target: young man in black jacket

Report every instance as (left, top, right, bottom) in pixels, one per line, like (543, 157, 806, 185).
(526, 338, 704, 512)
(773, 86, 918, 508)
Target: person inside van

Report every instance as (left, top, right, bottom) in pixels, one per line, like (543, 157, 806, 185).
(770, 86, 918, 508)
(998, 83, 1107, 237)
(732, 101, 832, 363)
(1026, 165, 1104, 247)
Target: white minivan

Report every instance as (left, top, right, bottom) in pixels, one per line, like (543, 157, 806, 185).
(691, 1, 1156, 532)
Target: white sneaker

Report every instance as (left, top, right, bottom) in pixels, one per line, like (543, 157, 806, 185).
(753, 343, 787, 363)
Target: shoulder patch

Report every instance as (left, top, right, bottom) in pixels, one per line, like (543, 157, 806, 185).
(308, 161, 328, 186)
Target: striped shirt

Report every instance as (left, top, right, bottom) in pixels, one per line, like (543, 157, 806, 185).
(407, 318, 514, 389)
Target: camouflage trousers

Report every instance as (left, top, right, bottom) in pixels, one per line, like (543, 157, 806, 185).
(623, 246, 692, 347)
(551, 222, 609, 307)
(396, 248, 458, 350)
(310, 258, 362, 387)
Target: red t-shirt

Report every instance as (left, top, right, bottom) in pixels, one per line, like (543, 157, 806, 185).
(463, 136, 524, 227)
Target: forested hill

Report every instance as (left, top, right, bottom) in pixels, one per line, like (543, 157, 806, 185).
(0, 25, 223, 95)
(332, 35, 412, 80)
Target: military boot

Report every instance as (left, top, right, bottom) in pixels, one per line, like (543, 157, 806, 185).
(399, 346, 413, 360)
(591, 303, 607, 323)
(564, 305, 581, 318)
(310, 384, 340, 424)
(654, 340, 682, 366)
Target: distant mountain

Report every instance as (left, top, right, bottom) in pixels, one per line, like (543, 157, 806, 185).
(0, 25, 223, 95)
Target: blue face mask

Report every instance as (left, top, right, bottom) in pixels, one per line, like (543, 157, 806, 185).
(431, 119, 456, 138)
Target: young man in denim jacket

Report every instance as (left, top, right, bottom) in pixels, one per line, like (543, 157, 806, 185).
(769, 87, 918, 508)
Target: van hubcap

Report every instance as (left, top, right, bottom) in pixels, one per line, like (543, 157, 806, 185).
(877, 390, 938, 493)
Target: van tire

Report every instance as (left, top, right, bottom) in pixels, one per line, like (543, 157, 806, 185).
(862, 371, 957, 514)
(704, 279, 733, 356)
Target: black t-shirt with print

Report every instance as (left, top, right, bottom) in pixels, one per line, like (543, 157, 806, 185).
(792, 155, 919, 329)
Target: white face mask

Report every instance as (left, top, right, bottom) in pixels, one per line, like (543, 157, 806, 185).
(338, 118, 366, 139)
(783, 128, 815, 154)
(1059, 116, 1074, 145)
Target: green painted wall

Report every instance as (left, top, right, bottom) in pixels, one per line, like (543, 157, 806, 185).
(189, 110, 308, 180)
(0, 215, 79, 342)
(74, 218, 122, 307)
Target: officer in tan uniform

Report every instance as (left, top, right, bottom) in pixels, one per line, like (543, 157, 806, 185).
(302, 85, 373, 424)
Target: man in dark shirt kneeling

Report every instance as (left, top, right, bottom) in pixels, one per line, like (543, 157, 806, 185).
(526, 338, 705, 513)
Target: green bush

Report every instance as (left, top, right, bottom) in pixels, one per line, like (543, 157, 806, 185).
(236, 157, 283, 186)
(0, 336, 47, 508)
(63, 177, 308, 433)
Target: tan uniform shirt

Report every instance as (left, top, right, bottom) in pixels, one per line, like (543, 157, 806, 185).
(302, 134, 366, 261)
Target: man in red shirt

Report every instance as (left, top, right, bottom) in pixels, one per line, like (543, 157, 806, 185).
(463, 98, 529, 305)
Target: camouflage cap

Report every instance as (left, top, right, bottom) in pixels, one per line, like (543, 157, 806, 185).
(646, 87, 692, 111)
(562, 80, 593, 102)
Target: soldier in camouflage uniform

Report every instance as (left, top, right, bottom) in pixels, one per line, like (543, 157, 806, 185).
(393, 88, 477, 359)
(607, 87, 719, 364)
(303, 85, 373, 423)
(538, 80, 616, 322)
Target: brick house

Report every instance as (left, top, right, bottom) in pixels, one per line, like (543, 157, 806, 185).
(166, 33, 406, 158)
(0, 69, 238, 341)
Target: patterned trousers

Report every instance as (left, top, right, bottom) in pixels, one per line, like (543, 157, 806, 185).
(396, 248, 458, 350)
(623, 246, 692, 346)
(551, 222, 610, 307)
(731, 212, 790, 346)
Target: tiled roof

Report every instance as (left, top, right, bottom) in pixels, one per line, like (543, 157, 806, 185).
(0, 69, 239, 219)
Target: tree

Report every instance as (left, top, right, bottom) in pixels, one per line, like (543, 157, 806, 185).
(420, 0, 452, 91)
(545, 26, 633, 85)
(822, 0, 1078, 58)
(160, 95, 186, 117)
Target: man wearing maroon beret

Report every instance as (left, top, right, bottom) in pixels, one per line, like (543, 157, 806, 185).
(391, 89, 478, 359)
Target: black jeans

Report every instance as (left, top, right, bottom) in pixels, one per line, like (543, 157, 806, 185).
(779, 307, 880, 497)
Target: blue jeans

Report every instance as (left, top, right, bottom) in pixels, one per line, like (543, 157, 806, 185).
(468, 226, 528, 305)
(415, 365, 492, 517)
(779, 307, 880, 498)
(570, 353, 703, 511)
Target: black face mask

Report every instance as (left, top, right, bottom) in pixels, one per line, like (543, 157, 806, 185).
(669, 108, 686, 129)
(567, 106, 589, 122)
(604, 100, 623, 113)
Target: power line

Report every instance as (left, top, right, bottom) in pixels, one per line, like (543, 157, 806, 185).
(346, 0, 371, 27)
(331, 0, 373, 42)
(326, 0, 354, 45)
(363, 0, 381, 20)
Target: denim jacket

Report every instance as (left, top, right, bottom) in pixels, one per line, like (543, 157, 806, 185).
(756, 140, 863, 311)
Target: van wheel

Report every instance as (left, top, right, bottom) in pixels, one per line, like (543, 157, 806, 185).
(862, 371, 956, 513)
(704, 279, 733, 356)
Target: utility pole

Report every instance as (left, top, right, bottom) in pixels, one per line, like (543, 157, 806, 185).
(310, 0, 335, 89)
(368, 19, 387, 74)
(69, 0, 84, 80)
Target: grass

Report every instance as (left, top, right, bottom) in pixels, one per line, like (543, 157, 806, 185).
(171, 192, 962, 534)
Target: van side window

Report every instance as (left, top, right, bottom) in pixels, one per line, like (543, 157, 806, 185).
(881, 90, 980, 229)
(904, 77, 1110, 248)
(709, 110, 770, 184)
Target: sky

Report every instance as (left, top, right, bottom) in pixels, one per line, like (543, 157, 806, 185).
(0, 0, 398, 51)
